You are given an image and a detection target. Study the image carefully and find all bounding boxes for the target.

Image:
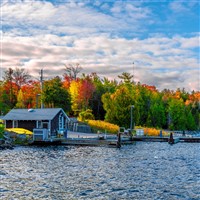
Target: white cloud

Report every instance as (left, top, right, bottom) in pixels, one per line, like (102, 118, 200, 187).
(178, 36, 200, 48)
(169, 1, 189, 13)
(2, 1, 56, 26)
(0, 0, 199, 92)
(6, 0, 151, 36)
(1, 33, 199, 91)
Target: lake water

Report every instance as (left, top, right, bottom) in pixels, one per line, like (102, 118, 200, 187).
(0, 142, 200, 200)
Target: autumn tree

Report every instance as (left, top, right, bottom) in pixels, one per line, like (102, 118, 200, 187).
(78, 76, 95, 110)
(69, 79, 80, 115)
(69, 75, 95, 115)
(13, 68, 31, 90)
(3, 68, 17, 107)
(63, 74, 72, 90)
(64, 63, 82, 80)
(21, 80, 41, 108)
(3, 68, 14, 83)
(2, 81, 18, 108)
(16, 89, 25, 108)
(4, 67, 31, 90)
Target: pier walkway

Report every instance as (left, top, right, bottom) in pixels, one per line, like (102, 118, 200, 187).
(29, 131, 200, 148)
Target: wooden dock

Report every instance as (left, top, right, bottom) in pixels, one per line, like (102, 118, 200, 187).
(131, 136, 169, 142)
(179, 137, 200, 143)
(62, 136, 200, 147)
(30, 138, 120, 148)
(62, 138, 118, 147)
(131, 136, 200, 144)
(29, 133, 200, 148)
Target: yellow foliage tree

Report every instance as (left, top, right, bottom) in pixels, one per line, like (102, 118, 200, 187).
(16, 89, 25, 108)
(69, 80, 81, 114)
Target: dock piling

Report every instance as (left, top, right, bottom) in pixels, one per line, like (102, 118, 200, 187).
(168, 132, 180, 144)
(168, 132, 174, 144)
(160, 130, 162, 137)
(117, 132, 121, 148)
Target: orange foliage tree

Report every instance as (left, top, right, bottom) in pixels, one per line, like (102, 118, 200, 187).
(21, 80, 41, 108)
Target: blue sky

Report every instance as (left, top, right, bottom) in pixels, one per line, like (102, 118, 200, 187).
(0, 0, 199, 91)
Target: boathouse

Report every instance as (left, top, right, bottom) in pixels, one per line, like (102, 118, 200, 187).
(3, 108, 70, 138)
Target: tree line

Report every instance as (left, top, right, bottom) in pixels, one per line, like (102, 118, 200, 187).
(0, 65, 199, 131)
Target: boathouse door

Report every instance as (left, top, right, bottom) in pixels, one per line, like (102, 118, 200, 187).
(37, 121, 49, 129)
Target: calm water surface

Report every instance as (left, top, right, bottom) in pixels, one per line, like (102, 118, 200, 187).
(0, 142, 200, 200)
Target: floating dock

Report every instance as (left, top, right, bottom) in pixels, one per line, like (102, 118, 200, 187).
(29, 133, 200, 148)
(62, 138, 118, 147)
(50, 135, 200, 146)
(131, 136, 200, 144)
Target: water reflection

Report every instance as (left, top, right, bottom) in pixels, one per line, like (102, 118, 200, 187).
(0, 143, 200, 199)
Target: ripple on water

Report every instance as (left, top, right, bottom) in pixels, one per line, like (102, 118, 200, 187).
(0, 143, 200, 199)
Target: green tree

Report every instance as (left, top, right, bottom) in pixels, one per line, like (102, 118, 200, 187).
(89, 73, 105, 120)
(118, 72, 133, 84)
(89, 73, 116, 120)
(78, 109, 95, 122)
(168, 98, 187, 130)
(147, 92, 166, 128)
(43, 76, 71, 112)
(185, 111, 196, 130)
(134, 84, 151, 126)
(102, 85, 134, 128)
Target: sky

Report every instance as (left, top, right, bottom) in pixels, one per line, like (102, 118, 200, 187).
(0, 0, 199, 92)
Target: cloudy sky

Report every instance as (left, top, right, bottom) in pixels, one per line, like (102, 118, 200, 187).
(0, 0, 199, 91)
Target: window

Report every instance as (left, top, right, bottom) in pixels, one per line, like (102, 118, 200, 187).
(59, 113, 64, 130)
(37, 121, 42, 128)
(13, 120, 18, 128)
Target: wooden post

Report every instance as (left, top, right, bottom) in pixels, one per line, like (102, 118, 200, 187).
(117, 132, 121, 148)
(129, 129, 133, 141)
(183, 130, 185, 137)
(168, 132, 174, 144)
(159, 130, 162, 137)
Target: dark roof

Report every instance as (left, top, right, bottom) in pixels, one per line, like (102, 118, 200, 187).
(3, 108, 69, 121)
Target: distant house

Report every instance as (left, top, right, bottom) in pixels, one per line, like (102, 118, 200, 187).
(3, 108, 70, 137)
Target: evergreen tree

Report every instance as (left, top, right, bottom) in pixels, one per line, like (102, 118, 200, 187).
(168, 98, 187, 130)
(102, 85, 134, 128)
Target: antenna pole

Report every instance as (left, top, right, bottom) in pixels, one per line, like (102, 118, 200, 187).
(40, 69, 44, 109)
(132, 62, 134, 84)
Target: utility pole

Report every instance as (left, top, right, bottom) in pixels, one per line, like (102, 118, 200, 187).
(40, 69, 44, 109)
(132, 62, 134, 84)
(130, 105, 134, 131)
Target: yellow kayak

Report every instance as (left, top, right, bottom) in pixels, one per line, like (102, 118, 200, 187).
(6, 128, 33, 135)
